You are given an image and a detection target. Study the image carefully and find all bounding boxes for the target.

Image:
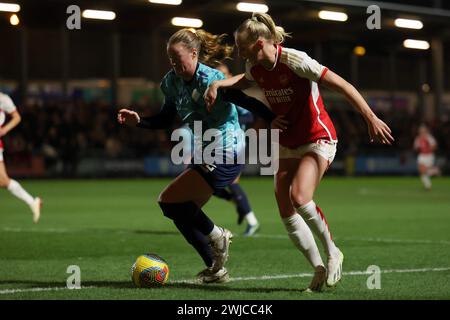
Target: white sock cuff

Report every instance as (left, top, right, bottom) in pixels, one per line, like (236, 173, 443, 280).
(208, 225, 223, 240)
(282, 213, 302, 232)
(297, 200, 316, 215)
(282, 213, 299, 225)
(7, 179, 18, 191)
(245, 211, 258, 226)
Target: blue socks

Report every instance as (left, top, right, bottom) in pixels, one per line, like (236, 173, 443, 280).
(228, 184, 252, 225)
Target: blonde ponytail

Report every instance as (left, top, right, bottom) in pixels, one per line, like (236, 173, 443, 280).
(236, 13, 291, 44)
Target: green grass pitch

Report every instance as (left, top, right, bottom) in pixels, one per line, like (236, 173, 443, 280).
(0, 177, 449, 300)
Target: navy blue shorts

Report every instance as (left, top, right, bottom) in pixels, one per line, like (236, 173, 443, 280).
(189, 163, 243, 192)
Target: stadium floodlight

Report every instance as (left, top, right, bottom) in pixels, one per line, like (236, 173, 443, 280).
(171, 17, 203, 28)
(9, 13, 19, 25)
(82, 9, 116, 21)
(149, 0, 182, 5)
(318, 10, 348, 22)
(403, 39, 430, 50)
(236, 2, 269, 13)
(0, 2, 20, 12)
(353, 46, 366, 56)
(395, 18, 423, 30)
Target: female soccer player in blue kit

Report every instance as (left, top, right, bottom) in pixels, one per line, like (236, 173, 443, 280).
(117, 29, 273, 283)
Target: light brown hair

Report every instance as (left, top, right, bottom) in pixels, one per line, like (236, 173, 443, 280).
(168, 28, 233, 67)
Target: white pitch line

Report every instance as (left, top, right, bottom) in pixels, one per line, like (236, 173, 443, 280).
(172, 266, 450, 284)
(0, 286, 95, 295)
(340, 237, 450, 246)
(250, 234, 288, 239)
(3, 227, 450, 246)
(1, 227, 69, 233)
(249, 234, 450, 246)
(1, 267, 449, 294)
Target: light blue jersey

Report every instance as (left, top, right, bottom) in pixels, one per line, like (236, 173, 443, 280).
(161, 63, 245, 163)
(237, 106, 251, 117)
(236, 106, 253, 131)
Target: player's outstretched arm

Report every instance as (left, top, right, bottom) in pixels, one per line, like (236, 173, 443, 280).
(204, 74, 252, 111)
(0, 110, 21, 137)
(117, 109, 140, 126)
(222, 89, 276, 124)
(118, 102, 177, 130)
(321, 70, 394, 145)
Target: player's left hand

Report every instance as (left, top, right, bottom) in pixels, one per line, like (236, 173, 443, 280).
(204, 83, 218, 112)
(0, 127, 7, 138)
(367, 117, 394, 145)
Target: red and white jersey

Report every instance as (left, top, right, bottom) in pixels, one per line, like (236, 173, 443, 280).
(414, 134, 437, 155)
(0, 92, 17, 150)
(245, 45, 337, 148)
(0, 92, 17, 126)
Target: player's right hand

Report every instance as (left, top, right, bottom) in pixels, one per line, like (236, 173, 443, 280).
(117, 109, 140, 126)
(271, 115, 289, 132)
(367, 116, 394, 145)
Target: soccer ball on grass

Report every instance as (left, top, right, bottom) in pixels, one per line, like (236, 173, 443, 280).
(131, 254, 169, 287)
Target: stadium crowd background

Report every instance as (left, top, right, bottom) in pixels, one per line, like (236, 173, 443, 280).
(1, 0, 449, 178)
(2, 88, 448, 177)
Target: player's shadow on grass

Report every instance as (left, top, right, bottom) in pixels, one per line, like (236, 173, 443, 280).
(166, 282, 303, 294)
(0, 280, 306, 293)
(93, 228, 178, 236)
(132, 230, 178, 236)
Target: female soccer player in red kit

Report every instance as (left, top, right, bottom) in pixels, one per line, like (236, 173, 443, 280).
(205, 13, 394, 291)
(414, 124, 439, 190)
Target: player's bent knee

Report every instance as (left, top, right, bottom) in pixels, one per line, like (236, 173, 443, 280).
(290, 192, 312, 209)
(158, 189, 174, 203)
(158, 201, 179, 220)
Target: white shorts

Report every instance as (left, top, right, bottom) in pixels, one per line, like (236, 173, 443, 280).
(417, 154, 435, 167)
(0, 149, 3, 162)
(278, 139, 337, 164)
